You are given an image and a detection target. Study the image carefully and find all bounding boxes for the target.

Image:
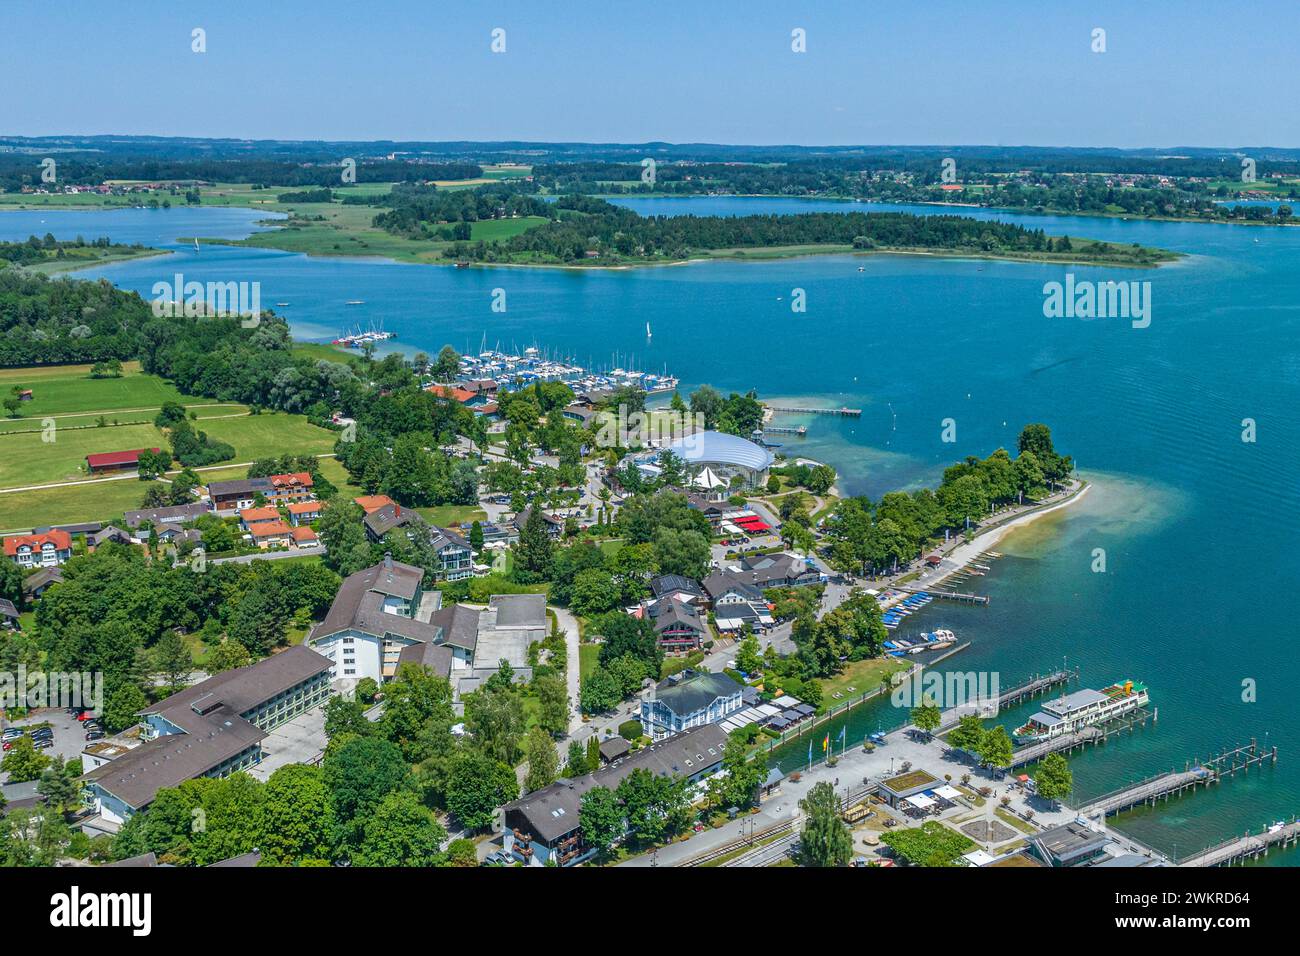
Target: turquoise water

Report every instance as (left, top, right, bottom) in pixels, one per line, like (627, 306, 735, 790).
(3, 199, 1298, 862)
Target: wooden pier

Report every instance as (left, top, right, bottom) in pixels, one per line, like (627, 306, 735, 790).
(1179, 817, 1300, 867)
(894, 585, 989, 606)
(762, 425, 807, 436)
(1076, 740, 1278, 819)
(767, 405, 862, 417)
(936, 669, 1073, 732)
(1007, 707, 1154, 769)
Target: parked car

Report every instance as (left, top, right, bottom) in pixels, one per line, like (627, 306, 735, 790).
(85, 730, 105, 741)
(74, 711, 93, 722)
(32, 738, 55, 750)
(1, 727, 23, 741)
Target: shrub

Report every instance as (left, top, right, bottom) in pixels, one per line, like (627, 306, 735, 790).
(618, 720, 643, 741)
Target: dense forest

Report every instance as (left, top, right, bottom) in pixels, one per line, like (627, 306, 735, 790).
(396, 194, 1170, 265)
(0, 234, 152, 266)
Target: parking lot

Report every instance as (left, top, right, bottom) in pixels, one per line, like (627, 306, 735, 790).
(1, 707, 95, 779)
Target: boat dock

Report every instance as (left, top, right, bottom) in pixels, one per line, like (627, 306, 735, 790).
(936, 669, 1073, 732)
(1076, 741, 1279, 819)
(1007, 707, 1154, 768)
(895, 585, 989, 606)
(1179, 817, 1300, 867)
(762, 425, 807, 436)
(767, 405, 862, 417)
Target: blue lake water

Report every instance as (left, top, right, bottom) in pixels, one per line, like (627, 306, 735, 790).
(3, 198, 1298, 862)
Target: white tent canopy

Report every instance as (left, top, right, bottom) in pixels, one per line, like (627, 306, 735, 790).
(692, 466, 728, 489)
(904, 794, 936, 810)
(935, 785, 963, 801)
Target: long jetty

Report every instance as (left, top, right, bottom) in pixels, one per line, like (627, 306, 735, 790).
(894, 585, 989, 606)
(767, 405, 862, 417)
(1180, 817, 1300, 867)
(1076, 741, 1278, 819)
(936, 669, 1074, 732)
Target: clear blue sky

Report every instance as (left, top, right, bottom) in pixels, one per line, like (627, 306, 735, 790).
(2, 0, 1297, 147)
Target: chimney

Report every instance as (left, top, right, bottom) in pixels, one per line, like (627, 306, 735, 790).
(384, 551, 393, 571)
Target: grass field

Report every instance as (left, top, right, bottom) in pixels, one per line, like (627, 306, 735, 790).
(0, 479, 148, 533)
(816, 657, 912, 714)
(0, 363, 219, 417)
(414, 503, 488, 528)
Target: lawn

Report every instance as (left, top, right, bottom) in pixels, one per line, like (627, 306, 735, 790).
(0, 411, 334, 489)
(0, 363, 216, 417)
(579, 644, 600, 683)
(193, 412, 338, 461)
(414, 504, 487, 528)
(816, 656, 912, 713)
(0, 479, 150, 533)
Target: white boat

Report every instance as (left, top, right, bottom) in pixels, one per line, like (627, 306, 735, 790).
(1014, 680, 1150, 743)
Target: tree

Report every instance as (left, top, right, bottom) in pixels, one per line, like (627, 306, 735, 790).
(798, 781, 852, 867)
(103, 683, 148, 733)
(735, 634, 762, 674)
(152, 630, 193, 694)
(261, 763, 334, 865)
(947, 715, 986, 752)
(975, 724, 1014, 769)
(354, 790, 446, 867)
(464, 683, 525, 765)
(523, 726, 559, 792)
(208, 639, 251, 673)
(616, 768, 688, 849)
(323, 736, 410, 843)
(1034, 753, 1074, 804)
(444, 838, 479, 867)
(1, 737, 52, 783)
(468, 520, 485, 553)
(514, 506, 555, 581)
(564, 739, 590, 777)
(719, 734, 765, 808)
(880, 819, 975, 867)
(37, 760, 81, 816)
(911, 696, 941, 738)
(444, 751, 518, 831)
(431, 344, 462, 381)
(324, 696, 373, 740)
(355, 677, 380, 705)
(579, 667, 622, 715)
(533, 671, 570, 737)
(579, 786, 624, 858)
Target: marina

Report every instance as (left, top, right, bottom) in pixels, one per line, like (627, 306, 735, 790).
(454, 345, 679, 395)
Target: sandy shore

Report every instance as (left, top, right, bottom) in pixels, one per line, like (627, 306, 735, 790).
(896, 480, 1092, 599)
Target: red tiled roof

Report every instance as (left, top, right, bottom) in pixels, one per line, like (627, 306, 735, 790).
(239, 506, 280, 523)
(289, 526, 318, 542)
(268, 472, 313, 488)
(85, 448, 160, 469)
(354, 495, 396, 514)
(247, 520, 292, 538)
(4, 529, 72, 556)
(286, 500, 321, 514)
(426, 385, 476, 403)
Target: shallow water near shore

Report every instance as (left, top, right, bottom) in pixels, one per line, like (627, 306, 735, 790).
(4, 197, 1299, 862)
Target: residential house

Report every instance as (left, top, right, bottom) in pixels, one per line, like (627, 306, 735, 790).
(429, 526, 473, 582)
(123, 502, 210, 529)
(80, 645, 333, 827)
(0, 599, 19, 630)
(246, 520, 293, 549)
(649, 574, 707, 605)
(21, 567, 63, 601)
(87, 526, 132, 552)
(4, 530, 72, 568)
(208, 474, 315, 515)
(647, 596, 708, 652)
(290, 526, 320, 548)
(238, 506, 281, 530)
(512, 505, 563, 540)
(639, 669, 745, 740)
(286, 500, 321, 526)
(500, 725, 727, 866)
(701, 571, 774, 632)
(362, 502, 419, 542)
(353, 494, 397, 515)
(734, 552, 821, 589)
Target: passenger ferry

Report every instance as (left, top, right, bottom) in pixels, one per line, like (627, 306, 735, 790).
(1013, 680, 1150, 743)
